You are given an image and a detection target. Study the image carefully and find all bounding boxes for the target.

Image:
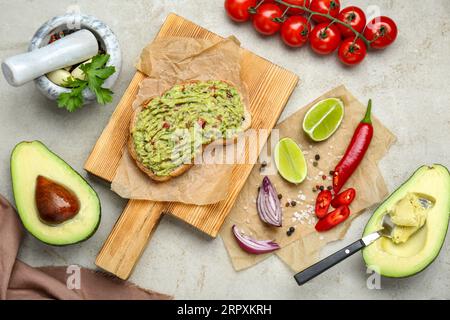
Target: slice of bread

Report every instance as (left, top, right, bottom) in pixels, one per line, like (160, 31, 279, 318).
(129, 80, 251, 182)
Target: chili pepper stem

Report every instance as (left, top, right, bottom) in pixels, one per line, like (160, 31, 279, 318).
(362, 99, 373, 124)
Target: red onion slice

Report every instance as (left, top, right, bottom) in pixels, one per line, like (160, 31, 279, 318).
(232, 225, 280, 254)
(257, 176, 283, 227)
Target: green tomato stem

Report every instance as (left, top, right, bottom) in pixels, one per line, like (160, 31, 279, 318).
(275, 0, 371, 47)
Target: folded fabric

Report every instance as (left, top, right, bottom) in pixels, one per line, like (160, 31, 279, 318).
(0, 195, 172, 300)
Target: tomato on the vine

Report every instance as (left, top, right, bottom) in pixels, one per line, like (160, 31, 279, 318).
(338, 38, 367, 66)
(309, 23, 341, 55)
(281, 16, 311, 47)
(224, 0, 257, 23)
(252, 3, 283, 35)
(309, 0, 340, 23)
(363, 16, 398, 49)
(279, 0, 310, 16)
(337, 6, 366, 38)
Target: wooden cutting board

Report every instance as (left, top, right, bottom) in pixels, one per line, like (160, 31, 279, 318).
(85, 13, 298, 280)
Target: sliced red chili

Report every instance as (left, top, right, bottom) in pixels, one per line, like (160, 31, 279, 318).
(315, 190, 333, 219)
(315, 206, 351, 232)
(331, 188, 356, 208)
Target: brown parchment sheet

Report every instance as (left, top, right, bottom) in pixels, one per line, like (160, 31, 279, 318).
(220, 85, 397, 271)
(111, 36, 249, 205)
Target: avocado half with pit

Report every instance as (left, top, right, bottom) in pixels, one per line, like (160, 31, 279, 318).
(363, 165, 450, 278)
(11, 141, 101, 246)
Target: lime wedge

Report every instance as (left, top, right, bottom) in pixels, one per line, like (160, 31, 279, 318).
(303, 98, 344, 142)
(274, 138, 307, 184)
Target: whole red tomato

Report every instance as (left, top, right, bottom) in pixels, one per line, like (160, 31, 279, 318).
(278, 0, 310, 16)
(363, 16, 398, 49)
(337, 6, 366, 38)
(338, 38, 367, 66)
(281, 16, 311, 47)
(224, 0, 257, 22)
(309, 23, 341, 55)
(309, 0, 340, 23)
(252, 3, 283, 35)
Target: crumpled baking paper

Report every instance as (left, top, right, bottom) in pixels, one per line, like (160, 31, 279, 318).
(111, 36, 249, 205)
(220, 85, 397, 271)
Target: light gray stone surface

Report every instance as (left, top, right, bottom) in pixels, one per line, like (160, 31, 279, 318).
(0, 0, 449, 299)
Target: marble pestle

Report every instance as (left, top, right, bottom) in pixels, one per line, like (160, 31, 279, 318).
(2, 29, 98, 87)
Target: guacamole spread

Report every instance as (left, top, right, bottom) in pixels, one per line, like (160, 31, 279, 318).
(389, 193, 432, 244)
(132, 80, 246, 177)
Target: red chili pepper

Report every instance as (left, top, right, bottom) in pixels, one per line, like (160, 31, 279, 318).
(315, 206, 351, 232)
(333, 100, 373, 194)
(315, 190, 333, 219)
(331, 188, 356, 208)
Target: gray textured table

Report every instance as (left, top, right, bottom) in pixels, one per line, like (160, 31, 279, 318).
(1, 0, 449, 299)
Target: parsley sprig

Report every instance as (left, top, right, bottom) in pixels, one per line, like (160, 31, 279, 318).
(57, 54, 116, 112)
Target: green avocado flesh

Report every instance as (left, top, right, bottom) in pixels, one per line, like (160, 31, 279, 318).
(11, 141, 101, 246)
(132, 80, 246, 177)
(363, 165, 450, 278)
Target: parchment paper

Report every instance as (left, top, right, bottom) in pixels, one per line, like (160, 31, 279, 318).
(220, 86, 397, 271)
(111, 37, 249, 205)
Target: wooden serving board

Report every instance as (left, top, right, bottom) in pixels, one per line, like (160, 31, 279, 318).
(85, 13, 298, 280)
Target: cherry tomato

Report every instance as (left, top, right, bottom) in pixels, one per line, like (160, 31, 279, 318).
(252, 3, 283, 35)
(309, 0, 340, 23)
(279, 0, 310, 16)
(280, 16, 311, 48)
(315, 190, 333, 219)
(363, 16, 398, 49)
(338, 38, 367, 66)
(315, 206, 350, 232)
(331, 188, 356, 208)
(309, 23, 341, 55)
(337, 6, 366, 38)
(224, 0, 257, 22)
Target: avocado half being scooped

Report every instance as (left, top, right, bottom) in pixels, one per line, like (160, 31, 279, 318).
(363, 165, 450, 278)
(11, 141, 101, 246)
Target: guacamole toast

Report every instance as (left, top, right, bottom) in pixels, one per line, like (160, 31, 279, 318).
(129, 80, 251, 182)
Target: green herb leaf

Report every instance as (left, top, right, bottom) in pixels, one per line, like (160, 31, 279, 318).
(94, 87, 114, 105)
(56, 54, 116, 112)
(63, 76, 86, 89)
(57, 84, 87, 112)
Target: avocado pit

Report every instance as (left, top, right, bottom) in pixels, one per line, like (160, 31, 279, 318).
(35, 175, 80, 224)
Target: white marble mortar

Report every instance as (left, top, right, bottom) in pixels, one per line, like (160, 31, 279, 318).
(29, 14, 122, 104)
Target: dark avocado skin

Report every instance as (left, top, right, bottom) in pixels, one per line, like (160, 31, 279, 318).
(362, 164, 450, 278)
(10, 141, 101, 247)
